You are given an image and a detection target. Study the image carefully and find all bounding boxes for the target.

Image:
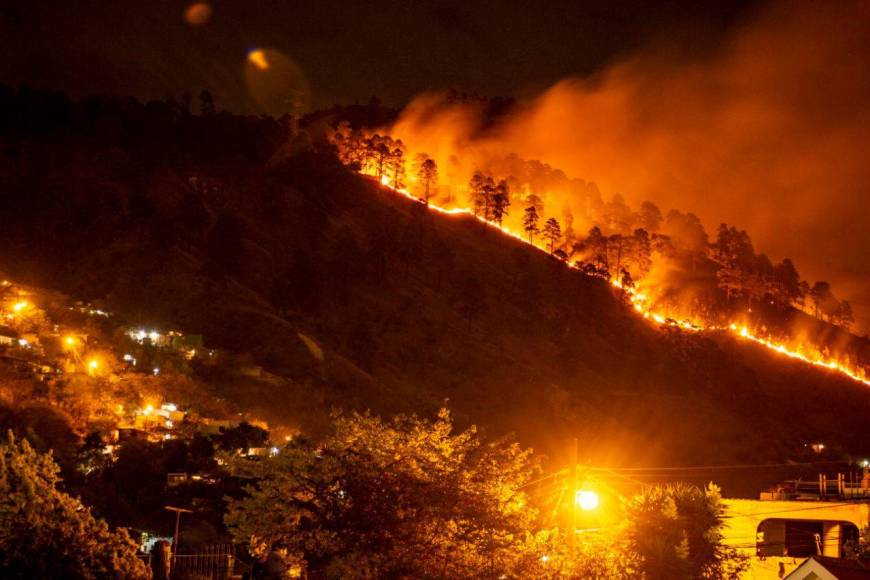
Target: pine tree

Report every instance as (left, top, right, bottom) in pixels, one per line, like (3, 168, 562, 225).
(491, 179, 511, 226)
(523, 206, 540, 243)
(542, 217, 562, 253)
(417, 157, 438, 205)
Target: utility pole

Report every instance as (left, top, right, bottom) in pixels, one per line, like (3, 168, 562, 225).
(570, 437, 578, 557)
(165, 506, 193, 555)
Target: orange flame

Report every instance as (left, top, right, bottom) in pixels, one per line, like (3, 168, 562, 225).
(369, 169, 870, 387)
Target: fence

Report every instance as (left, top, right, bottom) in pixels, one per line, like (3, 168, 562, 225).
(144, 542, 252, 579)
(171, 552, 234, 579)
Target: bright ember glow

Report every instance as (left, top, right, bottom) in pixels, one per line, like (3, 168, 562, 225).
(12, 301, 29, 312)
(372, 170, 870, 388)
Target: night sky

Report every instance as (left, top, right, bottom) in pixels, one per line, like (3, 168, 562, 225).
(1, 0, 757, 111)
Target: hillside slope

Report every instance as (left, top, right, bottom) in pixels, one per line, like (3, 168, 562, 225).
(1, 126, 869, 474)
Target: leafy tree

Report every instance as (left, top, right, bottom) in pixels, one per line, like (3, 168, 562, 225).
(417, 156, 438, 205)
(523, 205, 540, 243)
(620, 483, 747, 580)
(542, 218, 562, 253)
(0, 432, 149, 579)
(844, 525, 870, 562)
(225, 409, 544, 579)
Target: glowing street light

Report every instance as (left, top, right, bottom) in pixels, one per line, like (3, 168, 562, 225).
(86, 358, 100, 375)
(574, 489, 600, 511)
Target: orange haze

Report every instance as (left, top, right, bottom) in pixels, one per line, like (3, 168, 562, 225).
(388, 0, 870, 331)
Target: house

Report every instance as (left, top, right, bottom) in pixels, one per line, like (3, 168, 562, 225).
(0, 325, 18, 345)
(785, 555, 870, 579)
(723, 498, 870, 579)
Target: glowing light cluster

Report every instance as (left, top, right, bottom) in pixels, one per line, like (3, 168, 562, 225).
(371, 171, 870, 388)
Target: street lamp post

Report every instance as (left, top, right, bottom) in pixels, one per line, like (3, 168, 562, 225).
(164, 506, 193, 555)
(571, 437, 578, 556)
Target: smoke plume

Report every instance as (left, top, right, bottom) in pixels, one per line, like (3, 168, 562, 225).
(389, 0, 870, 331)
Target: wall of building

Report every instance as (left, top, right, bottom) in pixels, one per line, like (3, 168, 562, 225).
(722, 499, 870, 579)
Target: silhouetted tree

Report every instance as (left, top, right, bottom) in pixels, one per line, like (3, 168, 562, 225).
(388, 140, 406, 188)
(542, 218, 562, 253)
(469, 171, 488, 218)
(711, 224, 755, 302)
(638, 200, 663, 232)
(603, 193, 634, 233)
(491, 179, 511, 226)
(773, 258, 803, 306)
(523, 205, 540, 243)
(417, 156, 438, 205)
(629, 228, 653, 280)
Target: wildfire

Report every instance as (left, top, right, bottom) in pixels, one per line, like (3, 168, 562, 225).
(372, 172, 870, 388)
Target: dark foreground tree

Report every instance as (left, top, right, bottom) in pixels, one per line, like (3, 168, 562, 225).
(620, 483, 747, 579)
(225, 409, 551, 579)
(0, 432, 149, 579)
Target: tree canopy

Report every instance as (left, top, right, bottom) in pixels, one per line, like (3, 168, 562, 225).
(0, 431, 149, 579)
(620, 483, 747, 579)
(226, 408, 550, 579)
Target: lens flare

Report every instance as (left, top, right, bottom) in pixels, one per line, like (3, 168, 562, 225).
(244, 48, 311, 116)
(247, 49, 269, 71)
(184, 3, 212, 26)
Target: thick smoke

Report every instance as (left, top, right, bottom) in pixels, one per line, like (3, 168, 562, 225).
(389, 0, 870, 331)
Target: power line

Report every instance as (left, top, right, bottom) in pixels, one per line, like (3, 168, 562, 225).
(590, 460, 855, 473)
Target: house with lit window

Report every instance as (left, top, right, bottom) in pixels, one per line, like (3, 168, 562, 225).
(723, 475, 870, 579)
(0, 325, 18, 346)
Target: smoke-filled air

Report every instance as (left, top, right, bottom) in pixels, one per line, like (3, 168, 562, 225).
(379, 0, 870, 334)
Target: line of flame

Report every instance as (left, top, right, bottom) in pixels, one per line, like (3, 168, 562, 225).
(373, 173, 869, 387)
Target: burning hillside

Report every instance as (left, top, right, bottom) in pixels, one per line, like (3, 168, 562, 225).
(330, 124, 870, 388)
(3, 84, 870, 470)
